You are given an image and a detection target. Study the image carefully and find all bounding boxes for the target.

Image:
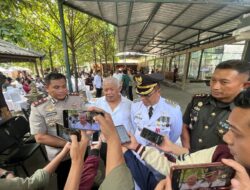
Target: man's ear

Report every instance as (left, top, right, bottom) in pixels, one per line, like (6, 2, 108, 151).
(45, 85, 49, 92)
(244, 81, 250, 89)
(118, 85, 122, 91)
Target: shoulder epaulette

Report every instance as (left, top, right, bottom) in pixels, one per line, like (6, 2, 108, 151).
(191, 94, 210, 107)
(32, 97, 48, 107)
(133, 98, 140, 103)
(69, 92, 79, 96)
(165, 98, 178, 107)
(193, 93, 210, 98)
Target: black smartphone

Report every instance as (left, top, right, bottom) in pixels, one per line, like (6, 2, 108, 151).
(116, 125, 131, 144)
(140, 128, 164, 145)
(171, 162, 235, 190)
(63, 110, 103, 131)
(91, 131, 100, 144)
(56, 123, 81, 142)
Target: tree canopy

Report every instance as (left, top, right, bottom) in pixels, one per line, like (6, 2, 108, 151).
(0, 0, 117, 77)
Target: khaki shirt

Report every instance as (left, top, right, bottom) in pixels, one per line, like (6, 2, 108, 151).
(0, 169, 50, 190)
(99, 164, 134, 190)
(29, 95, 85, 160)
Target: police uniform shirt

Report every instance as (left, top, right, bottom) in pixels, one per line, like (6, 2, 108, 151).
(93, 96, 135, 133)
(29, 94, 84, 161)
(131, 96, 183, 146)
(183, 94, 234, 152)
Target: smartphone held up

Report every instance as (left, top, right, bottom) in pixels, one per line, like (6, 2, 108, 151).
(63, 110, 103, 131)
(171, 162, 235, 190)
(140, 127, 164, 145)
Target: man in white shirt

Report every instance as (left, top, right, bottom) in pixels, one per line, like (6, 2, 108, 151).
(93, 70, 103, 97)
(113, 69, 123, 83)
(94, 77, 135, 133)
(74, 112, 100, 131)
(131, 73, 182, 146)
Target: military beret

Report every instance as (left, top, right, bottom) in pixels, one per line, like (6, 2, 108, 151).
(134, 73, 164, 96)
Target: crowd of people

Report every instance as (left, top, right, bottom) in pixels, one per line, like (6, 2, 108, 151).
(0, 59, 250, 190)
(1, 70, 46, 95)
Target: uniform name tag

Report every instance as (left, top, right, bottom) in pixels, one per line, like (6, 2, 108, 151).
(46, 112, 57, 117)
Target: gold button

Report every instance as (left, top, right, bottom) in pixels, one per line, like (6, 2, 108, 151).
(198, 138, 203, 143)
(198, 102, 203, 107)
(219, 129, 224, 134)
(204, 125, 209, 129)
(211, 112, 216, 116)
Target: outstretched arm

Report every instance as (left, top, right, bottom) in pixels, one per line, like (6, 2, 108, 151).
(64, 131, 89, 190)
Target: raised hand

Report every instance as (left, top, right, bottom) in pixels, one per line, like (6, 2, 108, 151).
(122, 132, 139, 151)
(222, 159, 250, 190)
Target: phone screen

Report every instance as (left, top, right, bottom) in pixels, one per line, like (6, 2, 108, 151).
(63, 110, 101, 131)
(116, 125, 131, 144)
(171, 163, 235, 190)
(91, 131, 100, 144)
(140, 128, 163, 145)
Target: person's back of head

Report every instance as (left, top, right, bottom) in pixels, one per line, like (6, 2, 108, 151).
(234, 87, 250, 109)
(44, 72, 66, 85)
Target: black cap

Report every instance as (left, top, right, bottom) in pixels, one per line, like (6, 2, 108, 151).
(134, 73, 164, 95)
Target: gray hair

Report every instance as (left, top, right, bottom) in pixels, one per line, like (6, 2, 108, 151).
(103, 77, 121, 88)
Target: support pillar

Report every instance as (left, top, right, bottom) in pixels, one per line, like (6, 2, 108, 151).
(197, 49, 204, 79)
(242, 40, 250, 63)
(153, 57, 156, 72)
(181, 52, 191, 90)
(169, 57, 173, 72)
(161, 57, 166, 73)
(35, 60, 40, 77)
(57, 0, 73, 92)
(39, 58, 44, 78)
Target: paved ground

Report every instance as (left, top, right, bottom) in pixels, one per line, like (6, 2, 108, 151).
(13, 80, 211, 189)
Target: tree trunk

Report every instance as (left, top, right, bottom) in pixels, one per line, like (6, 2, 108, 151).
(39, 58, 44, 77)
(93, 47, 97, 65)
(49, 46, 54, 71)
(35, 60, 40, 77)
(71, 48, 78, 92)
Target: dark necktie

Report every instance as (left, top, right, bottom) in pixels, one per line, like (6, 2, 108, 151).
(148, 106, 153, 119)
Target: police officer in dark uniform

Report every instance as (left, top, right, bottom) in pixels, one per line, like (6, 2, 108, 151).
(29, 72, 85, 190)
(181, 60, 250, 152)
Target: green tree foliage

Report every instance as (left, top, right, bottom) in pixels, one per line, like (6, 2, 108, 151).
(0, 0, 117, 88)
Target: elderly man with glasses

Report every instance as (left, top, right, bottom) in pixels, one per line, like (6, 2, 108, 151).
(131, 73, 182, 146)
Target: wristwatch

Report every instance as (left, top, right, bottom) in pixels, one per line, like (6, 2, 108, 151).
(0, 171, 13, 178)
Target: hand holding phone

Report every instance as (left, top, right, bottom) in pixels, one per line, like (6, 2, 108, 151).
(171, 162, 235, 190)
(63, 110, 102, 131)
(116, 125, 131, 144)
(122, 132, 139, 151)
(91, 131, 100, 145)
(88, 107, 117, 141)
(140, 128, 164, 145)
(222, 159, 250, 190)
